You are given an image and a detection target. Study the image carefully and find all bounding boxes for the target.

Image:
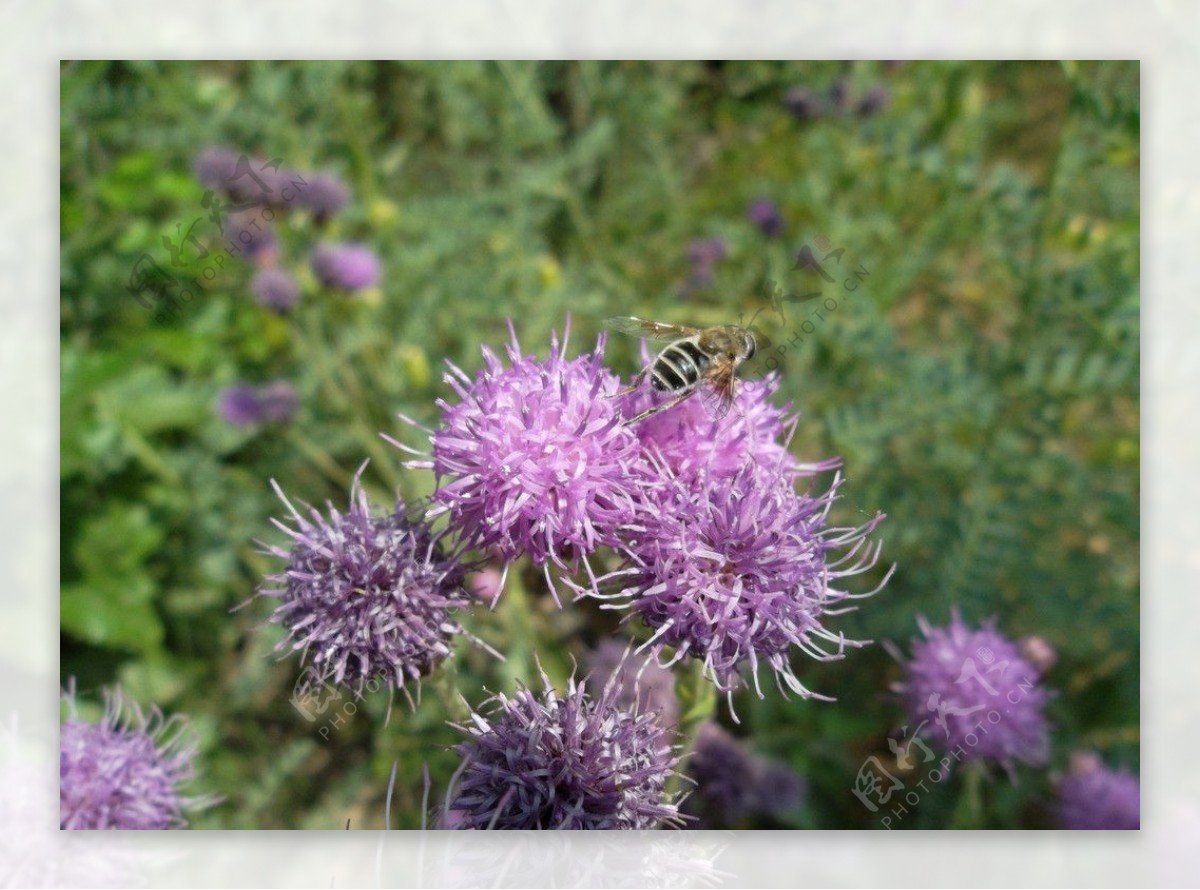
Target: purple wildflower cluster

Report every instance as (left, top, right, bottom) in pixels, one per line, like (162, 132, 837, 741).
(782, 77, 891, 123)
(192, 146, 381, 316)
(445, 667, 683, 829)
(402, 321, 889, 705)
(60, 686, 211, 830)
(257, 318, 888, 829)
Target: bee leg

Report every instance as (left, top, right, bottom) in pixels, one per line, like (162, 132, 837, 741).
(623, 389, 695, 425)
(608, 368, 648, 399)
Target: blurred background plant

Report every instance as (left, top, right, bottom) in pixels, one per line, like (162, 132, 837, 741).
(60, 60, 1138, 829)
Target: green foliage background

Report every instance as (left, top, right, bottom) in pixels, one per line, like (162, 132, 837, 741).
(60, 60, 1138, 829)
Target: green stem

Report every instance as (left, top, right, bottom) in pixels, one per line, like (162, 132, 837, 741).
(666, 658, 716, 803)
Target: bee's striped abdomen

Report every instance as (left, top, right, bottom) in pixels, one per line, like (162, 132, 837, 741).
(651, 338, 709, 392)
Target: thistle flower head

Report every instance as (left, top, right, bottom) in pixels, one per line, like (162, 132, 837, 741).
(783, 86, 824, 121)
(621, 367, 838, 481)
(312, 243, 381, 291)
(446, 665, 684, 830)
(258, 469, 475, 698)
(251, 268, 299, 312)
(60, 686, 210, 829)
(594, 457, 888, 703)
(298, 172, 350, 223)
(218, 384, 265, 427)
(747, 198, 784, 238)
(1058, 752, 1140, 829)
(895, 611, 1051, 768)
(409, 323, 650, 592)
(684, 721, 805, 825)
(217, 381, 298, 427)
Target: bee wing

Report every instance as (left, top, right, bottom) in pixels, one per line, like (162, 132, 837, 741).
(700, 359, 737, 421)
(604, 316, 701, 341)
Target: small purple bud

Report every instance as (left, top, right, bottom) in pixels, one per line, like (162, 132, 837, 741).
(747, 198, 784, 238)
(251, 268, 299, 312)
(783, 86, 823, 121)
(312, 243, 381, 291)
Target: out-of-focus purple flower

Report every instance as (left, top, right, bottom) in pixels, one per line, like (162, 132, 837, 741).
(683, 722, 805, 827)
(193, 146, 240, 192)
(1058, 752, 1140, 830)
(1018, 635, 1058, 676)
(218, 382, 298, 427)
(591, 456, 888, 702)
(298, 172, 350, 223)
(258, 381, 299, 424)
(895, 612, 1051, 769)
(446, 666, 684, 829)
(218, 385, 265, 427)
(60, 686, 209, 829)
(251, 268, 299, 312)
(192, 147, 304, 208)
(585, 639, 679, 731)
(747, 198, 784, 238)
(685, 237, 727, 290)
(257, 470, 477, 698)
(783, 86, 823, 121)
(402, 323, 651, 601)
(312, 243, 381, 291)
(856, 85, 890, 117)
(828, 78, 850, 112)
(621, 366, 838, 481)
(227, 210, 279, 264)
(467, 568, 504, 605)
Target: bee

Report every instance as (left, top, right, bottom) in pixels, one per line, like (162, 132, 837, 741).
(605, 315, 757, 424)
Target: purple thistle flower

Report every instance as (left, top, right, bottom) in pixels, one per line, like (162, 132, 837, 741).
(445, 665, 684, 829)
(747, 198, 784, 238)
(400, 322, 651, 601)
(621, 367, 839, 481)
(217, 384, 265, 427)
(1058, 752, 1140, 830)
(192, 147, 303, 208)
(193, 146, 240, 191)
(856, 85, 891, 118)
(217, 382, 298, 427)
(226, 210, 278, 263)
(312, 242, 381, 291)
(60, 686, 210, 829)
(257, 469, 479, 699)
(683, 722, 806, 826)
(298, 172, 350, 223)
(783, 86, 824, 121)
(895, 612, 1051, 769)
(258, 380, 299, 424)
(591, 457, 889, 704)
(251, 268, 299, 312)
(585, 639, 679, 731)
(685, 237, 727, 289)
